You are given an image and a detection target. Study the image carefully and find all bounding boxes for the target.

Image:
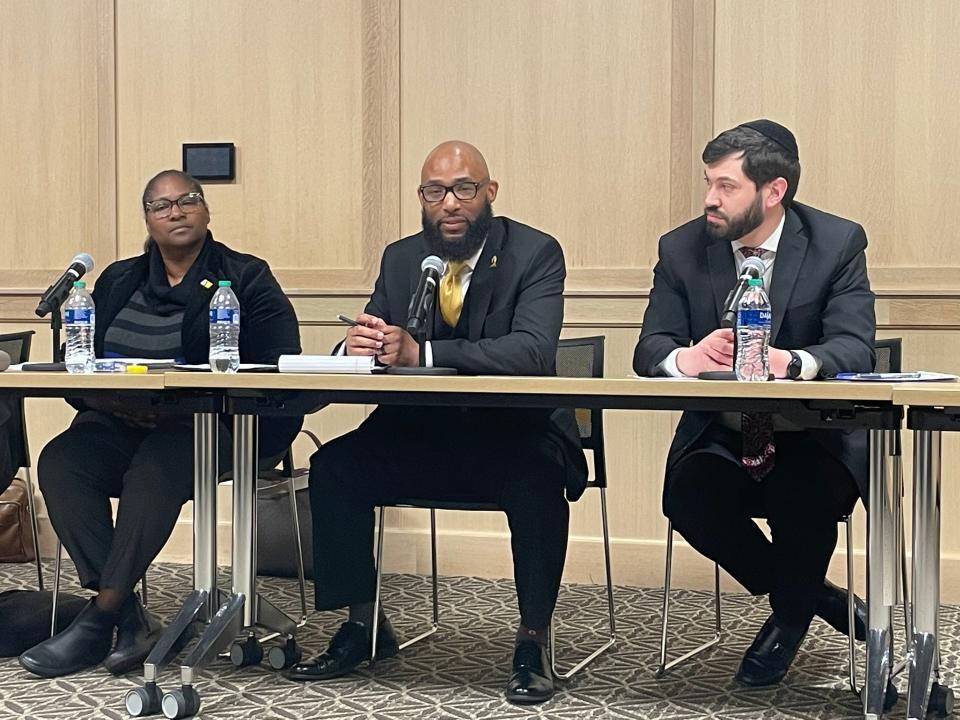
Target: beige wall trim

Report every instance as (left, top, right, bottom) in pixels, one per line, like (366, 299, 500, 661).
(36, 517, 960, 604)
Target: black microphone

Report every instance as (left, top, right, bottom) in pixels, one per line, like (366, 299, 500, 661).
(406, 255, 445, 335)
(720, 256, 766, 328)
(35, 253, 94, 318)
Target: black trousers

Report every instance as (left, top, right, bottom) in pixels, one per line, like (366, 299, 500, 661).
(663, 430, 860, 627)
(38, 410, 299, 594)
(309, 408, 570, 630)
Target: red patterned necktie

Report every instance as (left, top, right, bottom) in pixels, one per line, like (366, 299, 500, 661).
(738, 247, 775, 480)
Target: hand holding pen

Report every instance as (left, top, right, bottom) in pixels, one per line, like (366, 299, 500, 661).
(338, 313, 387, 356)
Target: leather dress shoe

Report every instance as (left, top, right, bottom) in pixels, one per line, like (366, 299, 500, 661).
(505, 639, 555, 704)
(103, 593, 163, 676)
(736, 613, 807, 686)
(285, 619, 399, 681)
(815, 580, 867, 641)
(19, 599, 117, 678)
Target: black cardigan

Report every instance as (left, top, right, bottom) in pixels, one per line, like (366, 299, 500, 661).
(77, 234, 304, 456)
(92, 233, 301, 364)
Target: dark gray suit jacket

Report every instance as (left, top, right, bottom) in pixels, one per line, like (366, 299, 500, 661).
(633, 203, 876, 497)
(362, 216, 589, 500)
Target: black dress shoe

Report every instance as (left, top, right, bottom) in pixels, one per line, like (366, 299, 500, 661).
(505, 639, 555, 705)
(103, 594, 163, 676)
(285, 619, 399, 681)
(19, 599, 117, 678)
(735, 614, 807, 686)
(816, 580, 867, 641)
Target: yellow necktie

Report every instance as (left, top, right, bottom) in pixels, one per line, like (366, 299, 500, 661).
(439, 261, 467, 327)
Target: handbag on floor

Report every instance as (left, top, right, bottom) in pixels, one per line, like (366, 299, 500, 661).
(0, 477, 36, 562)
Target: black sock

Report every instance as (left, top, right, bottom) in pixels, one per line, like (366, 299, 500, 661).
(517, 624, 548, 647)
(348, 602, 387, 629)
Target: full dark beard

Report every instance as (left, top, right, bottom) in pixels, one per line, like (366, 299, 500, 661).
(422, 201, 493, 261)
(705, 192, 764, 242)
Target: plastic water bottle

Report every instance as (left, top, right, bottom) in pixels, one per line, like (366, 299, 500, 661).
(209, 280, 240, 373)
(64, 281, 96, 374)
(735, 278, 771, 382)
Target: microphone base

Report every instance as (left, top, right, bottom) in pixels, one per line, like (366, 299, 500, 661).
(385, 366, 457, 376)
(698, 370, 775, 381)
(698, 371, 737, 381)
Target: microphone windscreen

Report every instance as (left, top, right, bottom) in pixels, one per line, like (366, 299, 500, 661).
(421, 255, 445, 276)
(0, 350, 10, 372)
(72, 252, 95, 273)
(742, 256, 766, 278)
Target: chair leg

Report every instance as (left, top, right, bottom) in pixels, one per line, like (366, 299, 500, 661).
(286, 477, 309, 624)
(396, 509, 440, 651)
(51, 540, 63, 637)
(371, 506, 387, 661)
(22, 467, 44, 591)
(656, 521, 722, 677)
(844, 516, 859, 695)
(371, 506, 441, 661)
(551, 486, 616, 679)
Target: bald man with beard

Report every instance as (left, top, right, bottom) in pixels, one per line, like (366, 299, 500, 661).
(286, 142, 587, 704)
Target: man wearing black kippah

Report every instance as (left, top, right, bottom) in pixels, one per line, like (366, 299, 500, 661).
(634, 120, 876, 686)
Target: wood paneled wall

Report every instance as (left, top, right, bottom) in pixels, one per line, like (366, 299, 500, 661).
(4, 0, 960, 597)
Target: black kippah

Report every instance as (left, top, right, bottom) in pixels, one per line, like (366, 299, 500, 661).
(738, 119, 799, 159)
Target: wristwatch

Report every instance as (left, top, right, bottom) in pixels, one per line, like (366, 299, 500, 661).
(786, 350, 803, 380)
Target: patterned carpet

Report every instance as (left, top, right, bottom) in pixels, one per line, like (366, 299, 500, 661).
(0, 561, 950, 720)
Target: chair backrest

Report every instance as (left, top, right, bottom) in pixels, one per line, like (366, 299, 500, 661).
(0, 331, 35, 470)
(873, 338, 902, 373)
(0, 330, 34, 366)
(556, 335, 607, 488)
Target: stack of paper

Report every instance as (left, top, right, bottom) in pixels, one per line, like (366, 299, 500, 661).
(277, 355, 377, 374)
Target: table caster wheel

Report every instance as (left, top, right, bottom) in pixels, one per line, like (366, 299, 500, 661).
(860, 679, 899, 713)
(884, 679, 899, 712)
(268, 638, 303, 670)
(930, 682, 954, 717)
(125, 682, 162, 716)
(230, 636, 263, 668)
(160, 686, 200, 719)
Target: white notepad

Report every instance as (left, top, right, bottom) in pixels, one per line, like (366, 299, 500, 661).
(277, 354, 377, 374)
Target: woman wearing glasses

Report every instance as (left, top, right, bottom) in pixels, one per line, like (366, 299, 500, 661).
(20, 170, 302, 678)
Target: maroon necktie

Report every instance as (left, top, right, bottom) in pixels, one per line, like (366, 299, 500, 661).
(738, 247, 775, 480)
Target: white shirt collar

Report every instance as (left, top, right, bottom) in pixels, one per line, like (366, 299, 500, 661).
(731, 210, 786, 256)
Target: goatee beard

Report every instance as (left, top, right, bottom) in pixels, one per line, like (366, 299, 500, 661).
(422, 201, 493, 261)
(705, 192, 764, 243)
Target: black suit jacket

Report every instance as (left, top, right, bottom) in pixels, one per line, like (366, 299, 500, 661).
(633, 203, 876, 497)
(362, 216, 589, 500)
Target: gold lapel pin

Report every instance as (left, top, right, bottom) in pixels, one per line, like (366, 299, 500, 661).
(200, 279, 214, 289)
(490, 255, 497, 268)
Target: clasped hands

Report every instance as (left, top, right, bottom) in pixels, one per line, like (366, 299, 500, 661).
(344, 313, 419, 367)
(676, 328, 792, 378)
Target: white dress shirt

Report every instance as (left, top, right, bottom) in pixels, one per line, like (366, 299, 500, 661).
(659, 212, 820, 380)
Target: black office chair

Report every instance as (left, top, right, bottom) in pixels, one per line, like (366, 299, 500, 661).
(371, 335, 616, 678)
(657, 338, 907, 698)
(0, 331, 43, 590)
